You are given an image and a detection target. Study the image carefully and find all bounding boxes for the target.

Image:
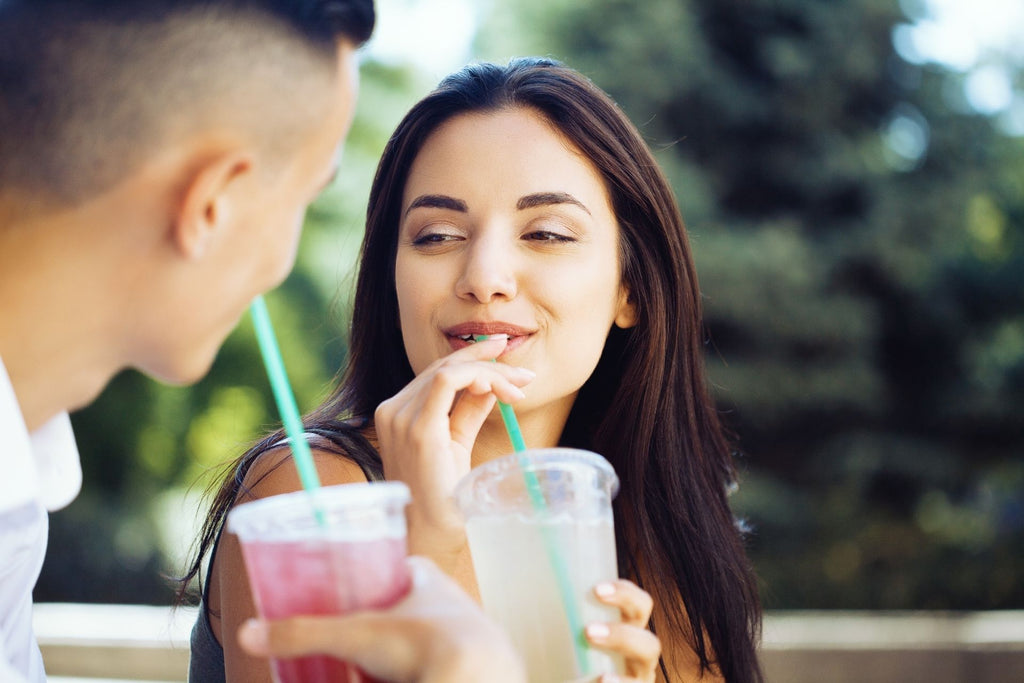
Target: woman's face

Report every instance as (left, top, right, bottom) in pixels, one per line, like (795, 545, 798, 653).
(395, 107, 636, 415)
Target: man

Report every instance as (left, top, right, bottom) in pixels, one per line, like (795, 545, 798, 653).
(0, 2, 524, 681)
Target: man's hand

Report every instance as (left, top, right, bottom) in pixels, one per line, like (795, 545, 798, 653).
(237, 556, 526, 683)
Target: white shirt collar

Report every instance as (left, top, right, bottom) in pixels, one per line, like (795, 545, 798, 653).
(0, 356, 82, 512)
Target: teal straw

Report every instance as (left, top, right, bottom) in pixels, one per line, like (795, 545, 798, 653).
(496, 403, 527, 453)
(475, 336, 591, 676)
(250, 296, 324, 522)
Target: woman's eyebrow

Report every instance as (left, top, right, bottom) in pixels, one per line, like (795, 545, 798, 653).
(404, 194, 468, 216)
(516, 192, 591, 215)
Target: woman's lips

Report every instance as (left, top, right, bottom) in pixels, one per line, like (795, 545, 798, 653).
(445, 323, 534, 354)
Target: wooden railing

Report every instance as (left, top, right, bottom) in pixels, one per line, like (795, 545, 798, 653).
(34, 604, 1024, 682)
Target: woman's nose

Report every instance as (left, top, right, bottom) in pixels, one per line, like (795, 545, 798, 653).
(455, 234, 518, 304)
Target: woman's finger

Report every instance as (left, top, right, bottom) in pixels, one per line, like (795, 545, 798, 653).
(382, 363, 530, 454)
(593, 580, 654, 628)
(415, 334, 510, 373)
(376, 336, 521, 417)
(449, 391, 498, 451)
(449, 334, 510, 359)
(585, 622, 661, 681)
(417, 362, 531, 417)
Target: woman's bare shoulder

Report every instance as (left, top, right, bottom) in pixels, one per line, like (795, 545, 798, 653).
(237, 441, 370, 503)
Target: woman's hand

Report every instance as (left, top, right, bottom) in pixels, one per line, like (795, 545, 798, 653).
(374, 336, 534, 556)
(585, 580, 662, 683)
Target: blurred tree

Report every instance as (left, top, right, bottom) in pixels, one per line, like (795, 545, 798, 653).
(476, 0, 1024, 609)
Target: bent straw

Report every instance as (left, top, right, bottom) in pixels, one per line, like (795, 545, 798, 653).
(475, 335, 591, 676)
(250, 296, 324, 523)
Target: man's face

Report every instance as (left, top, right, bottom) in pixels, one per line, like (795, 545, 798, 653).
(223, 40, 361, 305)
(151, 40, 360, 385)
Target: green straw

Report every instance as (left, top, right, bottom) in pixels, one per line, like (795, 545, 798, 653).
(475, 335, 591, 676)
(496, 401, 527, 452)
(250, 296, 324, 521)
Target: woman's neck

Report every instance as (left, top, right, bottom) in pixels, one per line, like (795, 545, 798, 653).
(470, 393, 575, 468)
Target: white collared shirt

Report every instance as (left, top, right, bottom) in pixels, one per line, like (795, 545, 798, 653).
(1, 355, 82, 682)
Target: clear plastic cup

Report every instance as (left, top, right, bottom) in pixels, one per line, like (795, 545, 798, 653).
(228, 482, 411, 683)
(454, 448, 623, 683)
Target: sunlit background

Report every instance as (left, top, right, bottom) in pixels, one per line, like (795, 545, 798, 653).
(38, 0, 1023, 613)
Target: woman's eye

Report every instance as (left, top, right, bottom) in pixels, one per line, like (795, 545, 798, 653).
(524, 230, 576, 243)
(412, 231, 461, 246)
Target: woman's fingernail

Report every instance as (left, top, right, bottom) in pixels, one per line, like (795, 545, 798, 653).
(513, 366, 536, 379)
(508, 385, 527, 399)
(586, 623, 610, 641)
(602, 675, 622, 683)
(594, 582, 615, 598)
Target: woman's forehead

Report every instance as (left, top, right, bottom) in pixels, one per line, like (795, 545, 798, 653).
(401, 107, 612, 213)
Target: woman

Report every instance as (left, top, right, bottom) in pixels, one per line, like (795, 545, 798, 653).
(182, 58, 763, 682)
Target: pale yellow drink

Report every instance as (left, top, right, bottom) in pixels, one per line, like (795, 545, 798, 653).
(455, 448, 624, 683)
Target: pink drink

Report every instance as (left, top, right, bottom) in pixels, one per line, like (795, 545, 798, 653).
(228, 483, 411, 683)
(241, 536, 410, 683)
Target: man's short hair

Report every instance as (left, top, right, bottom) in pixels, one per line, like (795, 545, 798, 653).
(0, 0, 374, 205)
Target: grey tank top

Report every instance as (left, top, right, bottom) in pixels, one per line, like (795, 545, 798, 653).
(189, 584, 226, 683)
(188, 434, 382, 682)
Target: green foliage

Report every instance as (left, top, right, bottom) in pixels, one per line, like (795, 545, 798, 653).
(478, 0, 1024, 609)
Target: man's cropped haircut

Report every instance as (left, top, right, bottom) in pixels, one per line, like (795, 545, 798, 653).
(0, 0, 374, 204)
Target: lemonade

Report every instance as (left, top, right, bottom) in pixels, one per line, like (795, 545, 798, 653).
(466, 512, 623, 682)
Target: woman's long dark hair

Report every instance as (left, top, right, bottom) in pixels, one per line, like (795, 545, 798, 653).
(181, 58, 762, 682)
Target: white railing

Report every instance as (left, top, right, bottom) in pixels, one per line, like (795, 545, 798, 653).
(34, 604, 1024, 682)
(761, 610, 1024, 683)
(35, 603, 194, 683)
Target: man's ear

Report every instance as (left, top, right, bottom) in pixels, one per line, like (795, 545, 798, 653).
(614, 285, 638, 329)
(171, 151, 253, 259)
